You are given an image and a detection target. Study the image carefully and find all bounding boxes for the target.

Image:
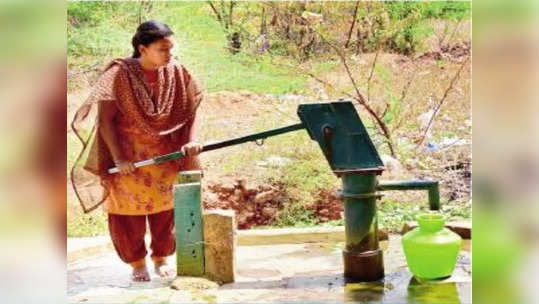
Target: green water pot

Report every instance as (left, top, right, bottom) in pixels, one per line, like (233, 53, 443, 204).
(402, 213, 462, 280)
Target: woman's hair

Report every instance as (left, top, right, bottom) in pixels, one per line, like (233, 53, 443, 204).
(131, 20, 174, 58)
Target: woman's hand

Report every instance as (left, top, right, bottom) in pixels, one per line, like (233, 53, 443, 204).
(181, 142, 203, 157)
(115, 159, 136, 174)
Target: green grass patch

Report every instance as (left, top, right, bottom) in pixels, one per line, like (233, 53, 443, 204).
(67, 207, 108, 237)
(67, 1, 307, 95)
(273, 202, 318, 228)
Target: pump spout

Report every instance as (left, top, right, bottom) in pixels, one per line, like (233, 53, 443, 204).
(376, 180, 440, 210)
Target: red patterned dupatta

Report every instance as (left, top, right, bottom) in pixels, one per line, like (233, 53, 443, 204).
(70, 57, 203, 213)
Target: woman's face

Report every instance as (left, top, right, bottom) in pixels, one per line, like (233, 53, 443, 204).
(139, 36, 175, 67)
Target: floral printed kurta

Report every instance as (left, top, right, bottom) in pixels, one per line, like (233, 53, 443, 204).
(102, 65, 200, 215)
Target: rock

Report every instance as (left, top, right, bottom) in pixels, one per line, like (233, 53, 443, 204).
(301, 11, 323, 25)
(230, 188, 243, 202)
(220, 182, 235, 193)
(319, 209, 329, 217)
(253, 190, 278, 204)
(234, 179, 245, 189)
(262, 207, 278, 218)
(244, 182, 259, 195)
(378, 229, 388, 241)
(401, 221, 471, 239)
(265, 156, 292, 168)
(203, 209, 236, 284)
(205, 192, 219, 203)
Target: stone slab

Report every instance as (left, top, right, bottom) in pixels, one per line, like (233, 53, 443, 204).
(237, 226, 388, 245)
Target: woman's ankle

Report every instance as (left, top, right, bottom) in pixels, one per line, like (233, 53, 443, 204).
(151, 256, 167, 265)
(129, 258, 146, 269)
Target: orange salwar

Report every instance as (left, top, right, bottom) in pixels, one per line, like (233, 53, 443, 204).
(108, 209, 175, 264)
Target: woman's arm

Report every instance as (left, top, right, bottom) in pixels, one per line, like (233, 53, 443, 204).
(98, 101, 135, 174)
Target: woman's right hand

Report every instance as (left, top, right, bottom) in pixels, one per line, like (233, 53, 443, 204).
(115, 159, 136, 174)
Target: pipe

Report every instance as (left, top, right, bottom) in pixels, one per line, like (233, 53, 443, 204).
(339, 173, 384, 281)
(376, 180, 440, 210)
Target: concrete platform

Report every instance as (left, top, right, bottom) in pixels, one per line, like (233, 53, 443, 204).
(68, 235, 471, 303)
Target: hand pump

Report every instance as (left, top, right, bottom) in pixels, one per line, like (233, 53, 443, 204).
(109, 101, 440, 281)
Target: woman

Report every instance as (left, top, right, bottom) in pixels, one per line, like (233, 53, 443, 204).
(71, 20, 204, 282)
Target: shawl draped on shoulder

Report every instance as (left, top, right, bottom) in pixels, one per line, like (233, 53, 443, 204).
(70, 57, 203, 213)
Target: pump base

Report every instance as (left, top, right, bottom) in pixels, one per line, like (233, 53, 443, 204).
(343, 248, 384, 281)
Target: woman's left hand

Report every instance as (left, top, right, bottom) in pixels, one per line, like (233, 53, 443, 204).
(181, 142, 203, 156)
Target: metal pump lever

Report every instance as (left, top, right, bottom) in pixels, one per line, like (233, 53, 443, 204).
(108, 123, 305, 174)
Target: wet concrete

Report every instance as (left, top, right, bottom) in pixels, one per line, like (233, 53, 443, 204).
(68, 235, 471, 303)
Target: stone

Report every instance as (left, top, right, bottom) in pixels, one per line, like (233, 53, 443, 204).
(203, 209, 236, 284)
(262, 207, 277, 218)
(401, 221, 471, 239)
(219, 182, 236, 193)
(236, 226, 389, 245)
(265, 156, 292, 168)
(378, 229, 389, 241)
(230, 188, 243, 202)
(244, 182, 259, 195)
(253, 190, 278, 204)
(204, 192, 218, 203)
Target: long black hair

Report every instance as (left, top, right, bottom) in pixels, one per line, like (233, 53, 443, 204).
(131, 20, 174, 58)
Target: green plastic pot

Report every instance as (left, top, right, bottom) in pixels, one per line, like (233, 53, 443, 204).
(402, 213, 462, 280)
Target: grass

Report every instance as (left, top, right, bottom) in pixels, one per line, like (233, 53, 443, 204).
(67, 207, 108, 237)
(67, 2, 307, 95)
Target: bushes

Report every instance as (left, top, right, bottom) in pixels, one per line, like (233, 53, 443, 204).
(259, 1, 469, 58)
(67, 2, 110, 27)
(385, 1, 470, 20)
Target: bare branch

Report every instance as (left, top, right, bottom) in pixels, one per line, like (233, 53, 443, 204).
(442, 18, 463, 49)
(220, 0, 227, 29)
(314, 25, 396, 156)
(67, 63, 101, 78)
(229, 1, 236, 28)
(367, 47, 380, 102)
(344, 1, 360, 49)
(415, 56, 470, 148)
(137, 1, 143, 24)
(207, 1, 222, 23)
(392, 57, 418, 131)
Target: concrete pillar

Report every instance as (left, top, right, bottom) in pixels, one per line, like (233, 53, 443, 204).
(203, 209, 236, 284)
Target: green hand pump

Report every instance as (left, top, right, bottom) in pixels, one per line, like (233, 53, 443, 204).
(108, 101, 440, 281)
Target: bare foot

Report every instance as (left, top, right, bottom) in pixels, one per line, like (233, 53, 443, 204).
(131, 266, 151, 282)
(154, 261, 175, 278)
